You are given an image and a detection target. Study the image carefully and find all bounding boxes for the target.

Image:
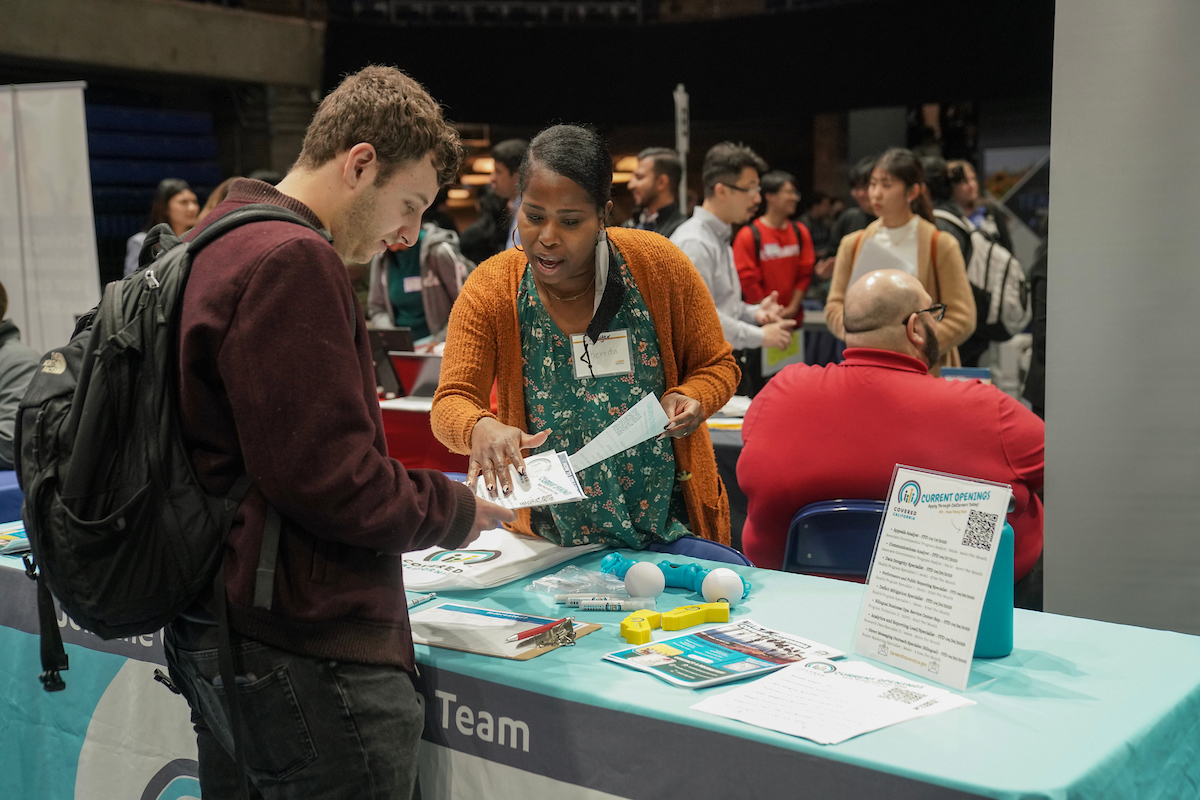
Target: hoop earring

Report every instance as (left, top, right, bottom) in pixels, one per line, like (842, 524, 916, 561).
(512, 228, 523, 252)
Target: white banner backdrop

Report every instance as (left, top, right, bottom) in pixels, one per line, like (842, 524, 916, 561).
(0, 82, 100, 355)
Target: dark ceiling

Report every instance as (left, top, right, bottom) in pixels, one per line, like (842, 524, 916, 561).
(324, 0, 1055, 126)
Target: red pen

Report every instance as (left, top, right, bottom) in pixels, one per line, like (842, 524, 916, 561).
(506, 617, 569, 643)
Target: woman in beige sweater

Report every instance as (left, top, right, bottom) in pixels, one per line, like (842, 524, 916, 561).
(825, 148, 975, 372)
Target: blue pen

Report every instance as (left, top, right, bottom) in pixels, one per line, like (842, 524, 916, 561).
(407, 592, 437, 609)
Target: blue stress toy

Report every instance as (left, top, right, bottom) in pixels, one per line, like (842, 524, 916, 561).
(600, 553, 751, 606)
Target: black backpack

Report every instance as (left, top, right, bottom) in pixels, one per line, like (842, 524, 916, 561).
(15, 203, 327, 693)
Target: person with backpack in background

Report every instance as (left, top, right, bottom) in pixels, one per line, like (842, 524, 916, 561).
(927, 157, 1031, 367)
(124, 178, 199, 276)
(824, 148, 975, 374)
(732, 170, 815, 394)
(948, 159, 1014, 252)
(162, 67, 511, 799)
(367, 212, 476, 346)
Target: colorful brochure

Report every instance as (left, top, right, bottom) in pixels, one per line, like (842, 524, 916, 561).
(603, 620, 843, 689)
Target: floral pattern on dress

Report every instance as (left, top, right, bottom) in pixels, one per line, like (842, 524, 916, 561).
(518, 247, 690, 548)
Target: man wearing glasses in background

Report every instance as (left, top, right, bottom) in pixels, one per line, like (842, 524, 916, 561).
(737, 269, 1045, 610)
(671, 142, 796, 356)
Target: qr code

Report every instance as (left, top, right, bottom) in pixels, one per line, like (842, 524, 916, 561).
(962, 510, 999, 551)
(880, 686, 926, 704)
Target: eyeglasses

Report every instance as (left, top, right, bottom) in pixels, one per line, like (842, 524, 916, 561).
(719, 182, 761, 195)
(911, 304, 947, 322)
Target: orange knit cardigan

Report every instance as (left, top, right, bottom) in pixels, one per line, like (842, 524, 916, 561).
(431, 227, 739, 545)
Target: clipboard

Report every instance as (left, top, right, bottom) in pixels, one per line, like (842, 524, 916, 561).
(410, 603, 602, 660)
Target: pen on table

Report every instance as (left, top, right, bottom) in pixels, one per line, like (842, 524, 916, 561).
(406, 592, 436, 609)
(506, 617, 569, 643)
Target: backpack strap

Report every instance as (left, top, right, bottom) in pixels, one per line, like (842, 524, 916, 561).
(187, 203, 333, 255)
(750, 222, 762, 266)
(851, 228, 869, 265)
(930, 229, 942, 301)
(253, 504, 282, 611)
(138, 223, 184, 270)
(24, 555, 69, 691)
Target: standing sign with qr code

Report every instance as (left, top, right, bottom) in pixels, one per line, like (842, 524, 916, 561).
(853, 465, 1012, 691)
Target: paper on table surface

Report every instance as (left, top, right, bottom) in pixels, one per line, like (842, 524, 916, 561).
(718, 396, 752, 418)
(848, 237, 916, 287)
(692, 658, 973, 745)
(568, 392, 669, 473)
(472, 450, 586, 510)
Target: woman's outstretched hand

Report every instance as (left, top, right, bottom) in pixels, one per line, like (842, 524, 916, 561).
(468, 418, 552, 497)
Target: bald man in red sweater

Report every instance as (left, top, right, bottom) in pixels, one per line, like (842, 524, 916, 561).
(739, 269, 1043, 606)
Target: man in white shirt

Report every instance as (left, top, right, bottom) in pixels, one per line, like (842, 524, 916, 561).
(671, 142, 795, 351)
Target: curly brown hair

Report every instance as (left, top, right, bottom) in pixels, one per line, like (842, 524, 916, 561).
(295, 65, 463, 187)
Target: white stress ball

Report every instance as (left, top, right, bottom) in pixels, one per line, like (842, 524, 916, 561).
(702, 568, 745, 607)
(623, 561, 666, 598)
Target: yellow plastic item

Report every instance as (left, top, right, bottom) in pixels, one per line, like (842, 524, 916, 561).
(619, 609, 663, 645)
(660, 602, 730, 631)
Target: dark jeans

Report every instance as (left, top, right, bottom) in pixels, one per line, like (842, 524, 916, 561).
(165, 616, 424, 800)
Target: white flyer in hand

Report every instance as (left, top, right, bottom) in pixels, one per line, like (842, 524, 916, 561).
(854, 465, 1012, 691)
(473, 450, 586, 510)
(569, 392, 670, 473)
(692, 658, 973, 745)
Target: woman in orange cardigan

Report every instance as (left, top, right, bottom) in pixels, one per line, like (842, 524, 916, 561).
(824, 148, 975, 373)
(432, 125, 739, 547)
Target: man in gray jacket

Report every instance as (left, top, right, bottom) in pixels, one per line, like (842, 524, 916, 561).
(0, 281, 39, 469)
(367, 221, 475, 343)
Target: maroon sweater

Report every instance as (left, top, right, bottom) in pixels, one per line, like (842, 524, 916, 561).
(178, 179, 475, 670)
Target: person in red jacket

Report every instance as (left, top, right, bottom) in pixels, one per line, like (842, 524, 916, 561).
(739, 269, 1044, 609)
(167, 66, 514, 799)
(732, 170, 815, 394)
(734, 170, 816, 323)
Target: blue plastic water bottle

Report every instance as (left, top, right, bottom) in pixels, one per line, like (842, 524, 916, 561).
(974, 521, 1014, 658)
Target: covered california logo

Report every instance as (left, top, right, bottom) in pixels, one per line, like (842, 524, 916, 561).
(425, 549, 501, 564)
(897, 480, 921, 506)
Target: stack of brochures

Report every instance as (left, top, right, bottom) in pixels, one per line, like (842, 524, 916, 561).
(403, 527, 604, 591)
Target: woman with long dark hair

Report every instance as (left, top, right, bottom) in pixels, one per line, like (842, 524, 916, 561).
(123, 178, 199, 276)
(824, 148, 976, 371)
(432, 124, 739, 548)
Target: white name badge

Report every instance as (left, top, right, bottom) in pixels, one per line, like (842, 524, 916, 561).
(402, 275, 423, 293)
(571, 329, 633, 380)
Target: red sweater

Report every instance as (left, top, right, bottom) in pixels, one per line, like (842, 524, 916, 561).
(738, 349, 1043, 580)
(178, 179, 475, 670)
(732, 218, 815, 322)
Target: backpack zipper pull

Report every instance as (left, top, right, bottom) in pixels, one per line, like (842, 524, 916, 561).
(145, 269, 161, 289)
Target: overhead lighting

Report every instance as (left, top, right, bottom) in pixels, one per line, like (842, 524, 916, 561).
(612, 172, 633, 184)
(447, 188, 471, 200)
(461, 174, 492, 185)
(473, 157, 495, 174)
(615, 156, 638, 172)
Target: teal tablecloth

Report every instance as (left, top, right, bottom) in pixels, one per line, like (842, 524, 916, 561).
(413, 550, 1200, 800)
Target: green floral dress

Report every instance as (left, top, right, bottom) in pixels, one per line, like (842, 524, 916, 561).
(519, 249, 691, 548)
